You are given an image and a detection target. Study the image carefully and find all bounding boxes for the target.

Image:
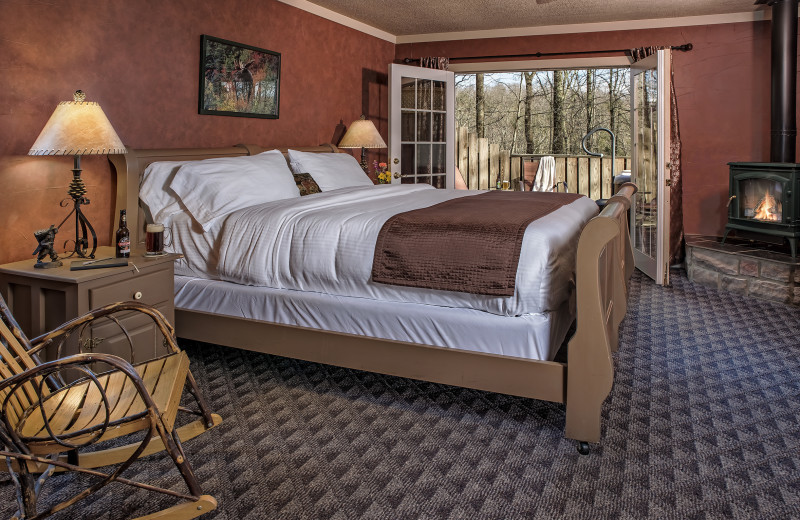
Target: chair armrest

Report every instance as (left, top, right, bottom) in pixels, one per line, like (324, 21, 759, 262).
(27, 301, 180, 359)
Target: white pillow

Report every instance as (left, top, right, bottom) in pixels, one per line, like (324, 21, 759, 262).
(287, 150, 373, 191)
(170, 150, 299, 231)
(139, 160, 191, 225)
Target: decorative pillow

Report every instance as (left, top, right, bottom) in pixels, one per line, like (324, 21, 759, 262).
(293, 173, 321, 196)
(287, 149, 373, 191)
(170, 150, 299, 231)
(139, 160, 192, 225)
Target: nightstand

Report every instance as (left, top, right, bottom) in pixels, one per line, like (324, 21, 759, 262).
(0, 247, 180, 363)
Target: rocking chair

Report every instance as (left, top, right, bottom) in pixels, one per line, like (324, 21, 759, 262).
(0, 294, 222, 519)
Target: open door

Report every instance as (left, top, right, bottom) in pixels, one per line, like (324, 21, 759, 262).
(630, 50, 671, 285)
(389, 64, 455, 188)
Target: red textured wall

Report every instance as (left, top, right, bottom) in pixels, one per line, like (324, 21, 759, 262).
(397, 21, 781, 239)
(1, 7, 787, 265)
(0, 0, 393, 264)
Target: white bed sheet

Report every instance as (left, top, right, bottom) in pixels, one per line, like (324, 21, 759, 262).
(174, 275, 575, 361)
(215, 184, 598, 317)
(168, 212, 222, 279)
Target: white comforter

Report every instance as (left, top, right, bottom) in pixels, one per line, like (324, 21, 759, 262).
(215, 184, 598, 317)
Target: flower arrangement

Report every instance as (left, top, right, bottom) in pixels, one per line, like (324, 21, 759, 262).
(374, 160, 392, 184)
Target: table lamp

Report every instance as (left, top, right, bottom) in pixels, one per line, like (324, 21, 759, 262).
(338, 115, 387, 171)
(29, 90, 126, 259)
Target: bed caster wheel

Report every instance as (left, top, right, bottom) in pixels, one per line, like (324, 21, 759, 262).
(577, 442, 590, 455)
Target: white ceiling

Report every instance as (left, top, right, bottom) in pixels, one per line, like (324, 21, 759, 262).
(292, 0, 764, 38)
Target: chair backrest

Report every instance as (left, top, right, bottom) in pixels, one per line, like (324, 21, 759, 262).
(0, 294, 46, 429)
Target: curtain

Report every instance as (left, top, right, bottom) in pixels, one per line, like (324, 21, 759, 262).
(629, 46, 685, 266)
(420, 57, 449, 70)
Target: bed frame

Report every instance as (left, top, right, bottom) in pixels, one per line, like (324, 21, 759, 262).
(109, 144, 635, 453)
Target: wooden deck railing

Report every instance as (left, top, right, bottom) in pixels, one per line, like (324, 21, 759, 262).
(514, 154, 632, 200)
(455, 126, 630, 199)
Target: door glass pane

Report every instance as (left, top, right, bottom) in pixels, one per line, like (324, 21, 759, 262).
(432, 113, 445, 142)
(417, 80, 431, 109)
(401, 77, 415, 109)
(417, 144, 431, 175)
(432, 144, 445, 174)
(401, 144, 415, 176)
(432, 175, 446, 189)
(432, 81, 445, 110)
(416, 144, 431, 175)
(632, 68, 658, 260)
(401, 111, 415, 142)
(417, 112, 431, 141)
(416, 176, 432, 185)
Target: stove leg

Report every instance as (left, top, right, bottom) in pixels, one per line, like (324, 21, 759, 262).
(788, 238, 797, 260)
(721, 228, 732, 245)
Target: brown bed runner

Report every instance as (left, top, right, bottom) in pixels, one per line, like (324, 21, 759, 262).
(372, 190, 584, 296)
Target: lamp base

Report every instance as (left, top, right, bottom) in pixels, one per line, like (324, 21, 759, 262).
(56, 156, 97, 259)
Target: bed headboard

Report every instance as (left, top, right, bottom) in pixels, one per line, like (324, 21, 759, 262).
(108, 143, 340, 250)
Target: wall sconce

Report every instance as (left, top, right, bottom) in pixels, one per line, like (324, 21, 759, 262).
(337, 115, 387, 171)
(28, 90, 126, 259)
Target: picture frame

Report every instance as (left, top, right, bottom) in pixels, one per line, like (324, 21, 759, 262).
(199, 35, 280, 119)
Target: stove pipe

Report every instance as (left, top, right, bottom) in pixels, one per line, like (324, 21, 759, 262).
(766, 0, 799, 163)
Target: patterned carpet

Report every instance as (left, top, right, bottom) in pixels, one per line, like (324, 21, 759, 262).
(3, 270, 800, 519)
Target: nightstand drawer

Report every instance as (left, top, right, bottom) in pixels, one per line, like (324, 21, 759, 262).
(90, 302, 171, 363)
(90, 270, 172, 308)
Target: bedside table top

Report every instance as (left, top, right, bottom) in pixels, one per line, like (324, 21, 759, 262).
(0, 247, 182, 284)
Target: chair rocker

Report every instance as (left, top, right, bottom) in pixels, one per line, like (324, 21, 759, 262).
(0, 295, 222, 519)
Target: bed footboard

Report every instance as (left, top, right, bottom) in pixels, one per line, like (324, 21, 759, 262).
(565, 183, 636, 446)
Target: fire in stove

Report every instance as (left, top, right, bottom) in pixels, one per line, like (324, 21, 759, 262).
(752, 189, 782, 221)
(740, 178, 784, 222)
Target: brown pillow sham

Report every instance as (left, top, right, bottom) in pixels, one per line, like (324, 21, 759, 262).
(293, 173, 321, 196)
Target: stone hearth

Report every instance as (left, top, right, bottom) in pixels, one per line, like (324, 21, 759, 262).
(686, 235, 800, 306)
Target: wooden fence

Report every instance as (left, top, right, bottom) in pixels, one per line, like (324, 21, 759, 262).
(455, 126, 631, 200)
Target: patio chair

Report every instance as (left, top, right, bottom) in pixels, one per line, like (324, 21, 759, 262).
(0, 294, 222, 519)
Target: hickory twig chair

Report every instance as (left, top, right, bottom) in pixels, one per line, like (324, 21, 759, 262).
(0, 294, 222, 519)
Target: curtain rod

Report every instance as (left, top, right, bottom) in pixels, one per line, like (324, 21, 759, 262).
(402, 43, 692, 64)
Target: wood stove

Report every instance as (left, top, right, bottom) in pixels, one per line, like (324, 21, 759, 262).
(723, 162, 800, 257)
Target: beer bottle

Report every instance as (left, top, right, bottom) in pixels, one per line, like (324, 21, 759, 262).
(116, 210, 130, 258)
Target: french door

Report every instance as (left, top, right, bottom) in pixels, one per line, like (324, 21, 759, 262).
(630, 50, 671, 285)
(389, 64, 455, 188)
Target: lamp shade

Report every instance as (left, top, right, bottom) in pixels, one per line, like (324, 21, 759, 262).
(338, 117, 387, 149)
(29, 91, 126, 156)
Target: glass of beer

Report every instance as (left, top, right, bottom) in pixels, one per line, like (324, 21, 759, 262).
(145, 223, 167, 256)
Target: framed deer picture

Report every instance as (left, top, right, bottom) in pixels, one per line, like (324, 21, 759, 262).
(199, 35, 281, 119)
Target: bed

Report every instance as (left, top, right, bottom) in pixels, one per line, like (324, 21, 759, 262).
(109, 143, 635, 453)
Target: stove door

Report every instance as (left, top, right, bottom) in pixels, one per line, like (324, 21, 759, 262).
(630, 49, 671, 285)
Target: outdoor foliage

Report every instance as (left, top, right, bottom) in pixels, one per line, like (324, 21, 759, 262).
(456, 68, 631, 157)
(202, 38, 280, 116)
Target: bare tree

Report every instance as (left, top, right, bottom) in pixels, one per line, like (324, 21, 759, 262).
(606, 68, 626, 155)
(524, 72, 535, 154)
(476, 73, 485, 139)
(551, 70, 567, 154)
(508, 74, 524, 153)
(585, 68, 595, 136)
